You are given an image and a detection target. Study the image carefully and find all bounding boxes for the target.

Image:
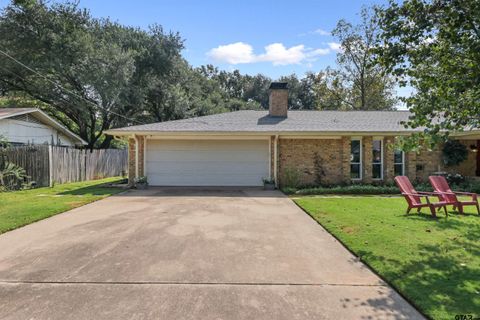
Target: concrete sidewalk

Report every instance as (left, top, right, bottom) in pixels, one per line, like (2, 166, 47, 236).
(0, 188, 423, 319)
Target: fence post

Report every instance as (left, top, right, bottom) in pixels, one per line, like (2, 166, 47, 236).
(48, 144, 53, 187)
(84, 149, 87, 181)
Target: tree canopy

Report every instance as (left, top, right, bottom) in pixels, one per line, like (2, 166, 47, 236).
(317, 7, 397, 111)
(0, 1, 399, 149)
(0, 1, 184, 148)
(376, 0, 480, 148)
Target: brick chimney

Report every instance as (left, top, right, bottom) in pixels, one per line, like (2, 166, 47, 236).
(268, 82, 288, 117)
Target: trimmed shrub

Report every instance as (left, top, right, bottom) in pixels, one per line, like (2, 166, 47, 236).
(284, 184, 400, 195)
(283, 180, 480, 196)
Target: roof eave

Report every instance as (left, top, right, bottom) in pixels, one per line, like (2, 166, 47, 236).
(104, 130, 423, 137)
(0, 108, 37, 120)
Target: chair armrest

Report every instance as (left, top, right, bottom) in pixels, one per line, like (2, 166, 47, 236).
(402, 193, 432, 204)
(417, 191, 442, 196)
(402, 192, 428, 197)
(453, 191, 476, 196)
(453, 191, 478, 200)
(435, 191, 456, 196)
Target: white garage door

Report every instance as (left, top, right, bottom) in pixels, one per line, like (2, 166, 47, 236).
(146, 139, 270, 186)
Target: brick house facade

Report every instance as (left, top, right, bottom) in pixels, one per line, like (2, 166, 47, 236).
(109, 82, 480, 187)
(127, 134, 478, 187)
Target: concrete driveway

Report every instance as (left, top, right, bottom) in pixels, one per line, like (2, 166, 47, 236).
(0, 188, 423, 319)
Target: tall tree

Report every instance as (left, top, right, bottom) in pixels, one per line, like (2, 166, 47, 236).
(376, 0, 480, 148)
(318, 7, 397, 110)
(197, 65, 266, 110)
(0, 1, 183, 149)
(278, 73, 318, 110)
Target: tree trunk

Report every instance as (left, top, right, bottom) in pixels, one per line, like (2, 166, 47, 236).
(99, 135, 113, 149)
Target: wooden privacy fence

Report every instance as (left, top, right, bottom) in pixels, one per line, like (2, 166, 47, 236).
(0, 145, 127, 188)
(0, 145, 50, 187)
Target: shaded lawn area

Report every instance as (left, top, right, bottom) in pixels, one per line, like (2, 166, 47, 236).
(294, 196, 480, 320)
(0, 177, 125, 234)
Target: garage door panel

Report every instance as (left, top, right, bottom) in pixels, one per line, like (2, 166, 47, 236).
(148, 173, 266, 186)
(146, 139, 269, 186)
(147, 162, 269, 175)
(147, 140, 266, 152)
(147, 152, 268, 162)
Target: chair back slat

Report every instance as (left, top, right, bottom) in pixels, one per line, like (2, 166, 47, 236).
(395, 176, 421, 205)
(429, 176, 457, 203)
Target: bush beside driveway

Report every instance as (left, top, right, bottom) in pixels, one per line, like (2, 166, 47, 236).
(0, 177, 124, 234)
(294, 195, 480, 319)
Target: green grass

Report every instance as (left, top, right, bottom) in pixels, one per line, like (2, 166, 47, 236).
(294, 196, 480, 320)
(0, 177, 125, 234)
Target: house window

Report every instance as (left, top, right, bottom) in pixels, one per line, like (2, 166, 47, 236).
(350, 139, 362, 179)
(372, 140, 383, 180)
(394, 150, 405, 176)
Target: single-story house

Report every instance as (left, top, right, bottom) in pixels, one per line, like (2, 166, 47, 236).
(106, 82, 480, 187)
(0, 108, 86, 146)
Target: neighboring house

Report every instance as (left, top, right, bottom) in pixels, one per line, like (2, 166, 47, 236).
(106, 82, 480, 187)
(0, 108, 86, 147)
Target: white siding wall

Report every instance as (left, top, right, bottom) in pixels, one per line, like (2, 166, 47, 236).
(0, 118, 75, 146)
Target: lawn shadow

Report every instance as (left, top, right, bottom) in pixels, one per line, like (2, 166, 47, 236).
(402, 211, 480, 242)
(58, 181, 126, 196)
(338, 287, 425, 320)
(354, 241, 480, 318)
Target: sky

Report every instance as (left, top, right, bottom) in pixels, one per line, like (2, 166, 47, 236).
(0, 0, 411, 100)
(0, 0, 388, 79)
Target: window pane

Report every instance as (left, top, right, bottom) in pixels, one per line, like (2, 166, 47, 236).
(372, 140, 382, 163)
(351, 140, 360, 163)
(372, 164, 382, 179)
(394, 150, 403, 163)
(394, 164, 403, 176)
(351, 164, 360, 179)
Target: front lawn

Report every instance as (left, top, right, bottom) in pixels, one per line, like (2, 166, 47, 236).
(0, 177, 125, 234)
(294, 196, 480, 320)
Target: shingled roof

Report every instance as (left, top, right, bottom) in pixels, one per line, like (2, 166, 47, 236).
(107, 110, 420, 135)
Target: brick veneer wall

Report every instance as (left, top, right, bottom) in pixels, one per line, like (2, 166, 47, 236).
(278, 138, 344, 186)
(268, 89, 288, 117)
(341, 137, 351, 182)
(410, 140, 477, 182)
(127, 135, 477, 187)
(384, 136, 395, 183)
(127, 136, 145, 185)
(362, 137, 373, 183)
(128, 137, 135, 184)
(277, 137, 477, 187)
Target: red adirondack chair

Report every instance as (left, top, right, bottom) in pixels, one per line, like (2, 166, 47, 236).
(429, 175, 480, 215)
(394, 176, 448, 217)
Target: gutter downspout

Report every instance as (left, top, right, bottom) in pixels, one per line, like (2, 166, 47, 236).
(133, 134, 139, 179)
(274, 135, 279, 188)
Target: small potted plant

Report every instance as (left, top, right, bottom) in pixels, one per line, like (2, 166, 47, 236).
(134, 176, 148, 189)
(262, 177, 276, 190)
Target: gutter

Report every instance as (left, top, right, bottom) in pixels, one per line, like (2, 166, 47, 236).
(103, 130, 426, 137)
(274, 134, 279, 188)
(133, 134, 139, 179)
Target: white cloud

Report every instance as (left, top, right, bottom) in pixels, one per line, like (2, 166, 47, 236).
(207, 42, 333, 66)
(207, 42, 255, 64)
(328, 42, 342, 52)
(309, 48, 331, 56)
(257, 43, 306, 65)
(314, 28, 330, 36)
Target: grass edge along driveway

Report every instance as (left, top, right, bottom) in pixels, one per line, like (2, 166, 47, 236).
(0, 177, 125, 234)
(294, 195, 480, 320)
